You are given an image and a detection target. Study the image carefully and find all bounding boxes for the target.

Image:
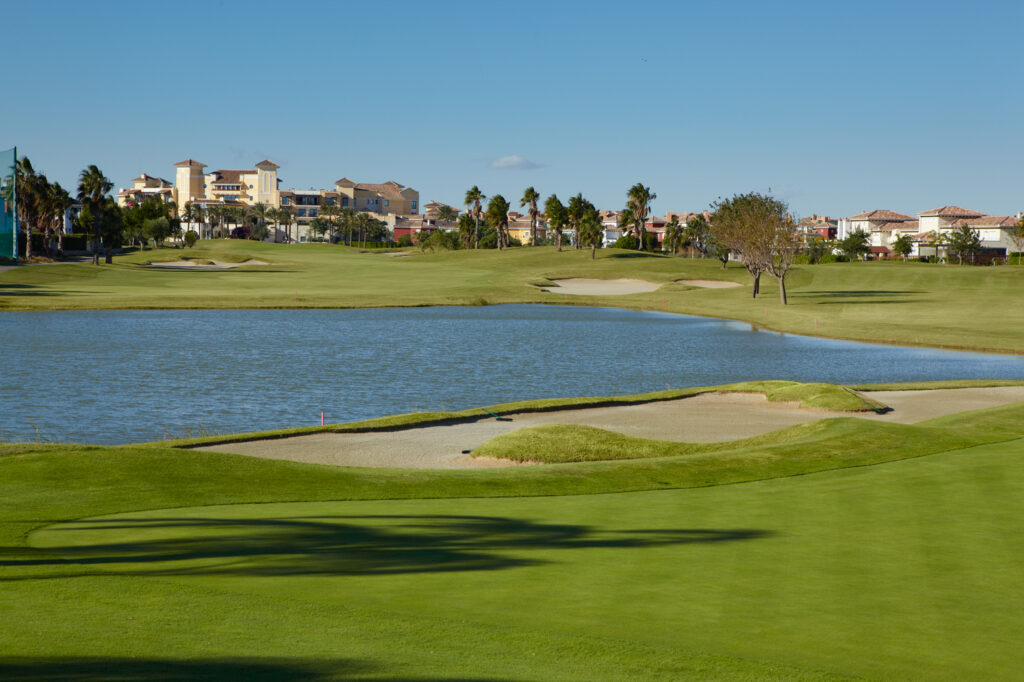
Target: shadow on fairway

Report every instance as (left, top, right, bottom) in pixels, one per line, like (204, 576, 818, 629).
(8, 514, 772, 580)
(0, 656, 503, 681)
(603, 251, 665, 259)
(0, 283, 67, 297)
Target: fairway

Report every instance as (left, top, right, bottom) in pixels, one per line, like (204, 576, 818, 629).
(2, 241, 1024, 353)
(6, 437, 1023, 680)
(2, 394, 1024, 679)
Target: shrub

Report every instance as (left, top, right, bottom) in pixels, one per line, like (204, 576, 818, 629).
(612, 233, 658, 251)
(184, 230, 199, 248)
(396, 234, 413, 247)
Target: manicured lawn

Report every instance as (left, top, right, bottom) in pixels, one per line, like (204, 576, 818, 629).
(2, 403, 1024, 679)
(2, 240, 1024, 352)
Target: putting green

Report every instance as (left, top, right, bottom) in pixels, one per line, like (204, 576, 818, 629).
(25, 436, 1024, 679)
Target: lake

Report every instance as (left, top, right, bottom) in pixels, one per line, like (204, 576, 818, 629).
(2, 305, 1022, 445)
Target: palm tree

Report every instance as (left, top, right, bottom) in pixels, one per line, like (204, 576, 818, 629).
(46, 181, 73, 255)
(464, 186, 485, 249)
(77, 165, 113, 265)
(182, 202, 199, 235)
(486, 195, 511, 250)
(339, 207, 357, 245)
(14, 158, 41, 260)
(664, 217, 683, 256)
(544, 194, 567, 252)
(579, 203, 603, 259)
(250, 202, 270, 240)
(520, 187, 541, 246)
(435, 204, 458, 228)
(625, 183, 656, 251)
(566, 193, 587, 249)
(929, 230, 946, 263)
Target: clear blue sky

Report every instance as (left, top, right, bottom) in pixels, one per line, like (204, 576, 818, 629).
(5, 0, 1022, 218)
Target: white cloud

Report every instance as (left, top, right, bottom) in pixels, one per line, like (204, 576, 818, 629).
(488, 155, 543, 170)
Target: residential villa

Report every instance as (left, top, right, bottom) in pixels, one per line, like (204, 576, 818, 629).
(117, 160, 420, 241)
(838, 206, 1022, 258)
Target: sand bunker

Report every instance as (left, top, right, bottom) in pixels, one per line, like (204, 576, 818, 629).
(197, 386, 1024, 470)
(147, 259, 269, 270)
(678, 279, 742, 289)
(542, 278, 661, 295)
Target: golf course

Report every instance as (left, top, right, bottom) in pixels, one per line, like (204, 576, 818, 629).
(3, 243, 1024, 679)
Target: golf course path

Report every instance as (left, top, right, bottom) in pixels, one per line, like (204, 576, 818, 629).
(198, 386, 1024, 469)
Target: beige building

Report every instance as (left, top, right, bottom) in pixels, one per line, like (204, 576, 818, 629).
(117, 159, 420, 241)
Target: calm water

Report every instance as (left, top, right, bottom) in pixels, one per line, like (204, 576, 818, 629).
(2, 305, 1022, 445)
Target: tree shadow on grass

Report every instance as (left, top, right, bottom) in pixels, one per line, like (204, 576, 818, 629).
(794, 289, 922, 305)
(0, 656, 503, 681)
(5, 514, 772, 581)
(603, 251, 665, 259)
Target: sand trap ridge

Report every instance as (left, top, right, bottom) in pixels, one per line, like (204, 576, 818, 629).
(541, 278, 661, 295)
(197, 386, 1024, 470)
(146, 259, 269, 270)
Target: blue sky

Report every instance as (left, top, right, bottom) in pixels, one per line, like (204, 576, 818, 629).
(5, 0, 1022, 218)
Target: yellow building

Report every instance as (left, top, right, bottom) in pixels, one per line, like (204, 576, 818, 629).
(118, 160, 419, 225)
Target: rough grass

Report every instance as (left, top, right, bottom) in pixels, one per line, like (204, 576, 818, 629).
(3, 240, 1024, 352)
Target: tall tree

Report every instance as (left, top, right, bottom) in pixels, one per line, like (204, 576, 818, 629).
(486, 195, 511, 250)
(14, 158, 43, 260)
(544, 194, 567, 252)
(76, 165, 113, 265)
(464, 186, 485, 249)
(520, 187, 541, 246)
(625, 183, 656, 251)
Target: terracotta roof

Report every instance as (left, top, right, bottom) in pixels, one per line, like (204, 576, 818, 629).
(173, 159, 206, 167)
(208, 169, 255, 185)
(918, 206, 984, 218)
(254, 160, 279, 169)
(873, 220, 919, 232)
(869, 246, 891, 254)
(334, 177, 356, 187)
(355, 182, 412, 201)
(848, 209, 914, 221)
(959, 215, 1019, 227)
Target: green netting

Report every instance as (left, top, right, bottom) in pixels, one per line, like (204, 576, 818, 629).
(0, 146, 15, 260)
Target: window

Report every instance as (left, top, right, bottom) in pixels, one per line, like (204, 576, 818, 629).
(342, 197, 349, 207)
(384, 199, 390, 207)
(326, 198, 335, 206)
(281, 197, 290, 205)
(411, 201, 417, 212)
(249, 185, 253, 189)
(309, 209, 318, 217)
(297, 209, 307, 217)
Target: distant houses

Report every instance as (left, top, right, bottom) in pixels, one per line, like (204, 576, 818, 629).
(838, 206, 1023, 258)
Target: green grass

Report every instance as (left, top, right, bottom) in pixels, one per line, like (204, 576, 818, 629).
(3, 240, 1024, 352)
(2, 401, 1024, 678)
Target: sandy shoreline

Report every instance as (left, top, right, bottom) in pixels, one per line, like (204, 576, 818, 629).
(197, 386, 1024, 470)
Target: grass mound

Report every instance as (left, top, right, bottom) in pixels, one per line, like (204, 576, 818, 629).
(474, 401, 1024, 465)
